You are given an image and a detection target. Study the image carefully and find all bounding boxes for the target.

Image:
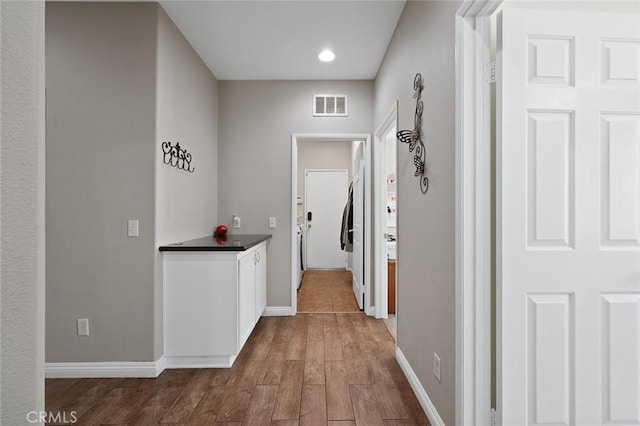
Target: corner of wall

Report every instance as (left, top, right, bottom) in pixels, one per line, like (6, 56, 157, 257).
(1, 1, 47, 421)
(153, 6, 220, 360)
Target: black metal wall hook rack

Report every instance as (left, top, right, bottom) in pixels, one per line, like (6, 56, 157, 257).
(396, 73, 429, 193)
(161, 141, 195, 173)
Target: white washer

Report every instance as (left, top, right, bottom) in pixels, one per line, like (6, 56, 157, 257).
(387, 241, 397, 260)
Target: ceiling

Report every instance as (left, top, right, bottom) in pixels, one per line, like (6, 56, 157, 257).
(159, 1, 406, 81)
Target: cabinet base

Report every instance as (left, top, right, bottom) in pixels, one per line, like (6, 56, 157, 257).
(164, 354, 238, 369)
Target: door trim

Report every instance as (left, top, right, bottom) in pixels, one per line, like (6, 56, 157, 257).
(455, 1, 503, 425)
(291, 134, 372, 315)
(373, 101, 398, 319)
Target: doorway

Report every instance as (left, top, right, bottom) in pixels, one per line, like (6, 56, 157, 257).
(291, 134, 372, 315)
(384, 129, 397, 339)
(374, 102, 398, 328)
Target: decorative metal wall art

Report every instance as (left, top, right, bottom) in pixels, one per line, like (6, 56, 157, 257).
(161, 141, 195, 173)
(396, 73, 428, 193)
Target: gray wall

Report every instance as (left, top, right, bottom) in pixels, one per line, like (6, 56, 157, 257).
(373, 1, 461, 424)
(297, 139, 353, 223)
(218, 80, 373, 306)
(46, 3, 219, 363)
(154, 7, 219, 359)
(1, 1, 46, 422)
(46, 2, 158, 362)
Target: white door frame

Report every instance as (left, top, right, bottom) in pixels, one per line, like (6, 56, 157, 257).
(291, 133, 373, 315)
(455, 1, 503, 425)
(373, 101, 398, 319)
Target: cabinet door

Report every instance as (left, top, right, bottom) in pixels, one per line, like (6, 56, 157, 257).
(255, 243, 267, 320)
(165, 253, 239, 358)
(238, 252, 256, 347)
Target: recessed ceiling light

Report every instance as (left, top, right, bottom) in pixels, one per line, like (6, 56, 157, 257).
(318, 50, 335, 62)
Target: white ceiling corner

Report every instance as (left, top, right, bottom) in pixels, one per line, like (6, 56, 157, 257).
(159, 0, 406, 80)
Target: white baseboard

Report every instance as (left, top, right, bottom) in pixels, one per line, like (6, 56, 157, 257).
(262, 306, 295, 316)
(45, 358, 166, 378)
(164, 355, 236, 369)
(365, 305, 375, 316)
(395, 347, 445, 426)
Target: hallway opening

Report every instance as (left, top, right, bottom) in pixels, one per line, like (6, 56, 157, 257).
(291, 133, 372, 315)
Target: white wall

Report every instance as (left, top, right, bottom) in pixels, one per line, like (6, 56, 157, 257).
(374, 1, 461, 423)
(297, 139, 353, 224)
(0, 1, 46, 422)
(154, 6, 219, 360)
(218, 80, 373, 306)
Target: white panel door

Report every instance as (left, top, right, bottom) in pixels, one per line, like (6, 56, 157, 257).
(305, 170, 348, 269)
(352, 146, 365, 309)
(499, 8, 640, 425)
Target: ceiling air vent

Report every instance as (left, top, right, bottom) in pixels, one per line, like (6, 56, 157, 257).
(313, 94, 348, 117)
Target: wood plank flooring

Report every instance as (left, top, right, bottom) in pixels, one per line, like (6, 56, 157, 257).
(297, 271, 360, 313)
(45, 313, 430, 425)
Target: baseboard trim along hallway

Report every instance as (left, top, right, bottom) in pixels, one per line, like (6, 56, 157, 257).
(396, 346, 445, 426)
(262, 306, 295, 316)
(45, 358, 166, 378)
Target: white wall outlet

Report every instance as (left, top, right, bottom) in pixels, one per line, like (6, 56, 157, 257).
(77, 318, 89, 336)
(433, 352, 441, 382)
(232, 214, 241, 229)
(127, 219, 139, 237)
(269, 216, 277, 229)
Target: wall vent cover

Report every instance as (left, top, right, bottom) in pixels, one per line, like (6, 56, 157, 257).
(313, 94, 348, 117)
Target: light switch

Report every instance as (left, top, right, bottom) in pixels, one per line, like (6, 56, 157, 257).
(77, 318, 89, 336)
(128, 220, 139, 237)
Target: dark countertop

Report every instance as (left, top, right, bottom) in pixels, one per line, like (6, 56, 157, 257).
(159, 234, 272, 252)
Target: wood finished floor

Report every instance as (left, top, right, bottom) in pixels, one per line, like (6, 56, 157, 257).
(297, 270, 360, 313)
(45, 313, 430, 425)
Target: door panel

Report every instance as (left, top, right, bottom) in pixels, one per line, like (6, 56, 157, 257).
(305, 170, 348, 269)
(601, 113, 640, 247)
(499, 7, 640, 425)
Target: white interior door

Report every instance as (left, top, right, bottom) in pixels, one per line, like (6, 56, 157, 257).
(498, 7, 640, 425)
(352, 146, 365, 309)
(305, 170, 348, 269)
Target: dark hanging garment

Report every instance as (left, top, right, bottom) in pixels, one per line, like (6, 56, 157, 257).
(340, 183, 354, 252)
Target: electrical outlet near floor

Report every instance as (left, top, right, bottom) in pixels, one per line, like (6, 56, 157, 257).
(77, 318, 90, 336)
(433, 352, 441, 382)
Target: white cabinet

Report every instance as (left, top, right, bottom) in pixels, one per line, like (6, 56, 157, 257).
(238, 243, 267, 346)
(255, 243, 267, 321)
(163, 241, 267, 368)
(238, 250, 256, 347)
